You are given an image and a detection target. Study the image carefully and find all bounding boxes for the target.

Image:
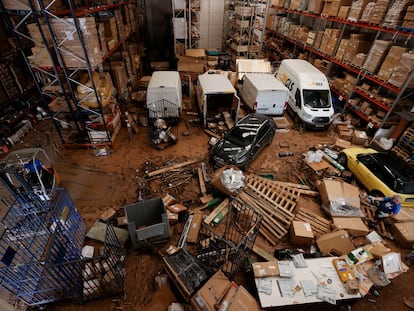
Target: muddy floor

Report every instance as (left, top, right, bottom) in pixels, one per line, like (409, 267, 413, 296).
(1, 108, 413, 311)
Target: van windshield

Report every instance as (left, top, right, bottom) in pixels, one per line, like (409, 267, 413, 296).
(303, 90, 331, 108)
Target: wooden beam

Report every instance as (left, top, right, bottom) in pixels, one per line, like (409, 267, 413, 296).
(146, 159, 200, 178)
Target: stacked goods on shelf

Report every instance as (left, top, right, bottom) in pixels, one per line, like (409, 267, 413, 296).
(337, 5, 350, 19)
(343, 33, 371, 64)
(402, 5, 414, 28)
(322, 0, 352, 17)
(98, 16, 119, 51)
(358, 0, 389, 25)
(319, 28, 341, 55)
(76, 72, 114, 109)
(377, 46, 407, 81)
(51, 17, 103, 68)
(307, 0, 325, 13)
(383, 0, 414, 29)
(362, 40, 391, 74)
(347, 0, 371, 22)
(388, 52, 414, 88)
(26, 23, 54, 67)
(2, 0, 65, 11)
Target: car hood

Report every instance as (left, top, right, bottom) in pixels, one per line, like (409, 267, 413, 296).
(343, 147, 377, 158)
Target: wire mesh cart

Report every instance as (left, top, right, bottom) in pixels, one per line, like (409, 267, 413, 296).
(196, 197, 262, 280)
(0, 188, 125, 307)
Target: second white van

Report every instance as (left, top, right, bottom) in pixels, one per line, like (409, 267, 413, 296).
(276, 59, 334, 129)
(238, 73, 289, 115)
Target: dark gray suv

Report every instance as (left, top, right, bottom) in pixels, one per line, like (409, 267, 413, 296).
(210, 113, 276, 170)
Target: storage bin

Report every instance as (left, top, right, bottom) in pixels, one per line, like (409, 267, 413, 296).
(124, 197, 170, 248)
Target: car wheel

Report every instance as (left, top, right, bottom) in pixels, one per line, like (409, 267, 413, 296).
(337, 152, 348, 169)
(294, 115, 305, 133)
(267, 133, 274, 146)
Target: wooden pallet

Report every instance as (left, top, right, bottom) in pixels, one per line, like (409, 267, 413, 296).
(359, 203, 390, 238)
(239, 190, 291, 245)
(294, 208, 332, 238)
(245, 175, 300, 212)
(238, 175, 301, 245)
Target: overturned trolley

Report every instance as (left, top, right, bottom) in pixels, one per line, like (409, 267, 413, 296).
(196, 197, 262, 280)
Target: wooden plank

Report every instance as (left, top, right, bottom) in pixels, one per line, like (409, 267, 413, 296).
(204, 198, 229, 225)
(253, 245, 277, 262)
(147, 159, 200, 177)
(197, 167, 207, 196)
(200, 194, 214, 205)
(239, 191, 288, 245)
(360, 203, 389, 237)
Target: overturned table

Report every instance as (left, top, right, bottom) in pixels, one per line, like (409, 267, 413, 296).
(254, 257, 361, 308)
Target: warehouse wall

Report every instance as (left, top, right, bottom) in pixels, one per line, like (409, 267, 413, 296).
(200, 0, 225, 49)
(144, 0, 173, 59)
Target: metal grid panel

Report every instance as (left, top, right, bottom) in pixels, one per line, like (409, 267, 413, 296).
(196, 197, 262, 280)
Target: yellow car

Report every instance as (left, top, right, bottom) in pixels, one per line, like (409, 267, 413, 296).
(337, 147, 414, 208)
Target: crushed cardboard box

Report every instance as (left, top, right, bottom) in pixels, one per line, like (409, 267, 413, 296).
(332, 217, 369, 236)
(318, 179, 364, 218)
(316, 229, 355, 255)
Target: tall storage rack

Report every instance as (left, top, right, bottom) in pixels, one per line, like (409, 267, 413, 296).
(0, 0, 143, 147)
(223, 0, 270, 62)
(172, 0, 201, 56)
(265, 2, 414, 147)
(172, 0, 187, 55)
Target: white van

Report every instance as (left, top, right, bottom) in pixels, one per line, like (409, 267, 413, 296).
(146, 71, 182, 122)
(196, 72, 240, 127)
(276, 59, 334, 129)
(238, 73, 289, 115)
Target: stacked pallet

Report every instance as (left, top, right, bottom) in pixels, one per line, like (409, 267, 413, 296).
(238, 175, 302, 245)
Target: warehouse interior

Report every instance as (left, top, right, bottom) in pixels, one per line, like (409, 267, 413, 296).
(0, 0, 414, 310)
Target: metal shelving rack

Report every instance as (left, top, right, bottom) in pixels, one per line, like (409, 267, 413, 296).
(172, 0, 187, 56)
(223, 0, 269, 60)
(0, 0, 141, 148)
(189, 0, 200, 49)
(265, 4, 414, 140)
(0, 188, 125, 307)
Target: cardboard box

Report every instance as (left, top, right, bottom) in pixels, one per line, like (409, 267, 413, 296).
(187, 212, 203, 243)
(191, 270, 231, 311)
(351, 130, 368, 145)
(394, 208, 414, 222)
(228, 285, 262, 311)
(333, 137, 352, 151)
(290, 221, 314, 245)
(318, 179, 362, 217)
(390, 221, 414, 248)
(316, 230, 355, 255)
(252, 260, 280, 278)
(332, 217, 369, 236)
(339, 129, 353, 141)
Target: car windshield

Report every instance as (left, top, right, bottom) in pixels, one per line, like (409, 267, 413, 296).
(303, 90, 331, 108)
(359, 153, 414, 194)
(226, 126, 257, 147)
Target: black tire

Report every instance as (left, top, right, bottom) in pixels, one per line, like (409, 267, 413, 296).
(293, 115, 305, 133)
(337, 152, 348, 169)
